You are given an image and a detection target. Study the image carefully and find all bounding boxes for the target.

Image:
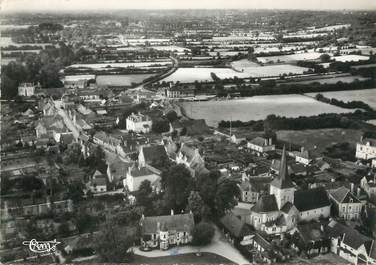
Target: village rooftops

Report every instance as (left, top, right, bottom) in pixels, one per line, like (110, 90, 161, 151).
(249, 137, 273, 147)
(127, 112, 151, 122)
(130, 166, 155, 177)
(140, 213, 194, 234)
(360, 137, 376, 146)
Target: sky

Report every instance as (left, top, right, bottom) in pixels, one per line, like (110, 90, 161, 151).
(1, 0, 376, 12)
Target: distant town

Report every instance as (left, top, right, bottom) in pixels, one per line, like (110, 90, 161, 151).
(1, 8, 376, 265)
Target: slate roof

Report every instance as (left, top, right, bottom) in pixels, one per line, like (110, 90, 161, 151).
(108, 159, 132, 182)
(281, 201, 295, 214)
(326, 220, 373, 252)
(130, 166, 156, 177)
(220, 212, 251, 238)
(251, 195, 278, 213)
(140, 213, 194, 234)
(270, 146, 295, 189)
(249, 137, 270, 147)
(294, 188, 331, 212)
(142, 145, 168, 163)
(329, 186, 361, 204)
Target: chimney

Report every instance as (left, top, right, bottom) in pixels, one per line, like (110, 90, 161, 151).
(141, 214, 145, 220)
(265, 139, 268, 146)
(350, 183, 355, 194)
(357, 187, 361, 197)
(301, 146, 304, 153)
(320, 225, 324, 232)
(157, 222, 160, 231)
(171, 209, 174, 216)
(269, 138, 272, 145)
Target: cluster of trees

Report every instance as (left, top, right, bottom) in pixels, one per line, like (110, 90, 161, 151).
(315, 93, 374, 112)
(219, 110, 376, 131)
(135, 165, 240, 221)
(1, 42, 76, 99)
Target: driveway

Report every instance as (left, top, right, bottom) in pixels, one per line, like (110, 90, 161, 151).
(133, 226, 249, 265)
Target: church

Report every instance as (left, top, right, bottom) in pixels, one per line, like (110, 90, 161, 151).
(249, 146, 331, 236)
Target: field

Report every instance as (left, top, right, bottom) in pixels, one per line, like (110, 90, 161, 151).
(333, 55, 369, 62)
(151, 45, 190, 52)
(96, 74, 156, 86)
(291, 75, 369, 85)
(67, 60, 172, 69)
(257, 52, 322, 63)
(305, 88, 376, 109)
(163, 64, 308, 83)
(181, 94, 354, 127)
(276, 128, 363, 156)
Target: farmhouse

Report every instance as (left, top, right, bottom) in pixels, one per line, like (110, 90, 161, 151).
(125, 166, 160, 192)
(18, 83, 37, 97)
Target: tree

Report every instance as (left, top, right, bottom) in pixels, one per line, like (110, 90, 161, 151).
(166, 110, 178, 123)
(58, 222, 71, 236)
(320, 53, 331, 63)
(135, 181, 154, 213)
(186, 191, 206, 222)
(152, 118, 170, 133)
(95, 222, 135, 263)
(161, 164, 193, 212)
(191, 222, 215, 246)
(214, 178, 240, 217)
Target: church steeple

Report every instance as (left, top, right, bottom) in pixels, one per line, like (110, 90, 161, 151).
(271, 146, 294, 189)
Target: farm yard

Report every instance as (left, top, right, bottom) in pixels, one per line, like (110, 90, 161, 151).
(96, 74, 156, 86)
(305, 88, 376, 109)
(332, 55, 370, 62)
(181, 94, 354, 127)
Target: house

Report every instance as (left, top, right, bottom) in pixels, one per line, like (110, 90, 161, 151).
(138, 145, 168, 168)
(219, 212, 253, 246)
(326, 220, 376, 265)
(87, 170, 107, 193)
(247, 137, 275, 154)
(293, 222, 330, 258)
(126, 113, 152, 133)
(18, 83, 36, 97)
(170, 119, 210, 136)
(93, 131, 121, 153)
(248, 232, 277, 263)
(140, 211, 195, 250)
(107, 159, 132, 185)
(175, 143, 206, 177)
(356, 137, 376, 160)
(125, 166, 160, 192)
(294, 188, 331, 221)
(293, 147, 313, 165)
(165, 85, 195, 98)
(360, 176, 376, 199)
(35, 114, 68, 139)
(329, 186, 362, 220)
(77, 89, 101, 102)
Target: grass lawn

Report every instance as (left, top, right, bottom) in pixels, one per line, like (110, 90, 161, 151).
(276, 128, 363, 156)
(132, 253, 235, 264)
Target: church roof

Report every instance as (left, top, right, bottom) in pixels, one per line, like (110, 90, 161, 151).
(294, 188, 331, 212)
(270, 146, 294, 189)
(251, 195, 278, 213)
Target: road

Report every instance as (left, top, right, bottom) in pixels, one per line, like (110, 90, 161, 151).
(54, 100, 80, 139)
(133, 226, 249, 265)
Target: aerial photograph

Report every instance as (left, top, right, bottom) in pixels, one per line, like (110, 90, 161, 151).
(1, 0, 376, 264)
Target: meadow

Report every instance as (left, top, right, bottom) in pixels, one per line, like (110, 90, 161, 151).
(305, 88, 376, 109)
(181, 94, 353, 127)
(96, 74, 156, 86)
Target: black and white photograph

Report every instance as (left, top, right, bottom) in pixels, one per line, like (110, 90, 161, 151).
(1, 0, 376, 264)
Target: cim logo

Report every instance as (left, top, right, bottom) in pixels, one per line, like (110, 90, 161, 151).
(22, 239, 60, 255)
